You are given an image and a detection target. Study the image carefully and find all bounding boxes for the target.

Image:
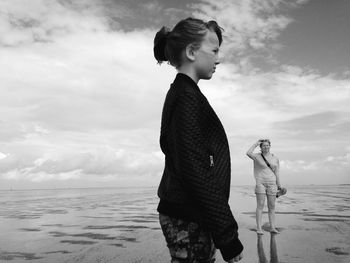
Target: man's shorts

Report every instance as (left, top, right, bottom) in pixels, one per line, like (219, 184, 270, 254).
(255, 182, 278, 196)
(159, 213, 216, 263)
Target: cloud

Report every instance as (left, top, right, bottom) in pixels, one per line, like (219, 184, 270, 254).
(280, 152, 350, 184)
(191, 0, 308, 56)
(0, 0, 175, 132)
(273, 111, 350, 140)
(196, 62, 350, 185)
(0, 152, 7, 160)
(0, 0, 349, 187)
(201, 63, 350, 138)
(0, 144, 164, 183)
(0, 0, 174, 187)
(0, 0, 111, 47)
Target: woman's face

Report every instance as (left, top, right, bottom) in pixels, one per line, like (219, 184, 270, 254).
(260, 142, 270, 153)
(193, 30, 220, 80)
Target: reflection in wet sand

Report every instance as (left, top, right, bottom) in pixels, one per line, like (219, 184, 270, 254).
(243, 210, 350, 224)
(60, 240, 97, 245)
(116, 236, 138, 242)
(48, 231, 116, 240)
(303, 218, 348, 222)
(19, 228, 41, 232)
(83, 225, 149, 230)
(44, 250, 71, 254)
(257, 235, 268, 263)
(109, 243, 125, 248)
(325, 247, 350, 256)
(0, 251, 43, 261)
(257, 234, 279, 263)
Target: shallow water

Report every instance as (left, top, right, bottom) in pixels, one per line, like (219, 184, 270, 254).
(0, 187, 159, 262)
(0, 185, 349, 262)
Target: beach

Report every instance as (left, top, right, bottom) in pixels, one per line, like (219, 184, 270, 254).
(0, 185, 349, 263)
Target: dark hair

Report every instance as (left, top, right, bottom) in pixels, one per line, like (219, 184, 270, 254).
(153, 17, 223, 68)
(259, 139, 271, 148)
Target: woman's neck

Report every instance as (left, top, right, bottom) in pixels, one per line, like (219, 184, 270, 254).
(177, 66, 199, 84)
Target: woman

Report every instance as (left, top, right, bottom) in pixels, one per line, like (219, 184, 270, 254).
(154, 17, 243, 262)
(246, 139, 281, 234)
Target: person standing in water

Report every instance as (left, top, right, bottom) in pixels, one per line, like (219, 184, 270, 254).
(154, 17, 244, 262)
(246, 139, 281, 234)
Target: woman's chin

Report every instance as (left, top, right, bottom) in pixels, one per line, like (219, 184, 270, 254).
(202, 73, 214, 80)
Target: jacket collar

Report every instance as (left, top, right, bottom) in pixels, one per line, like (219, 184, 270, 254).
(174, 73, 200, 92)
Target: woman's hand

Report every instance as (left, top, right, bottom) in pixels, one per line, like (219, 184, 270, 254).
(251, 140, 261, 149)
(276, 180, 281, 189)
(227, 253, 243, 262)
(247, 140, 261, 159)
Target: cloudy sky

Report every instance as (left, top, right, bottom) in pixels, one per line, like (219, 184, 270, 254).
(0, 0, 349, 190)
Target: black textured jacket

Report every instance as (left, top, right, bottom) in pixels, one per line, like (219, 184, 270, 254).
(157, 73, 243, 261)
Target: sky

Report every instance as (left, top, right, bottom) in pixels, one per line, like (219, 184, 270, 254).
(0, 0, 349, 190)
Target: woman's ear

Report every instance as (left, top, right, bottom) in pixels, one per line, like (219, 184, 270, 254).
(185, 44, 196, 62)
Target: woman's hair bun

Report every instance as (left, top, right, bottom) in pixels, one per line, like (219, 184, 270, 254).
(153, 26, 170, 64)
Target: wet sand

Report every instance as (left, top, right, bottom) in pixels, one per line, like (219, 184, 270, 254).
(0, 185, 349, 262)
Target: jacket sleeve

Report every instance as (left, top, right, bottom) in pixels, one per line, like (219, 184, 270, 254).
(171, 91, 243, 261)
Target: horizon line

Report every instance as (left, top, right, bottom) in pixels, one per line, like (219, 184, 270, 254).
(1, 183, 349, 192)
